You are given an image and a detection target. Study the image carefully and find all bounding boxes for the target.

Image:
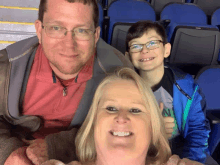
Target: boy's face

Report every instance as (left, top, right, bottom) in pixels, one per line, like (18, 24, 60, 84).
(127, 29, 171, 72)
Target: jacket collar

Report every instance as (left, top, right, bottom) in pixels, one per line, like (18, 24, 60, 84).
(165, 65, 192, 100)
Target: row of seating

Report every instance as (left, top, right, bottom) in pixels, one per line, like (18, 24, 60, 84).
(99, 0, 220, 19)
(98, 1, 220, 76)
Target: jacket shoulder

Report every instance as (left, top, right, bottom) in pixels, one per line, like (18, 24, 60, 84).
(0, 48, 9, 62)
(96, 38, 134, 70)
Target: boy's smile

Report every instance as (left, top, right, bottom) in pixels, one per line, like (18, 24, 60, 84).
(128, 29, 171, 72)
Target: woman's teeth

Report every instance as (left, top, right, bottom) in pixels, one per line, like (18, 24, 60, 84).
(112, 131, 131, 137)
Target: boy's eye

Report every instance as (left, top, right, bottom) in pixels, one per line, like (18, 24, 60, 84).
(129, 108, 142, 113)
(131, 44, 141, 49)
(106, 106, 117, 112)
(149, 41, 157, 45)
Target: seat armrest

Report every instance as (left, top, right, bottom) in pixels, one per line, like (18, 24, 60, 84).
(103, 16, 110, 42)
(207, 110, 220, 124)
(159, 19, 171, 29)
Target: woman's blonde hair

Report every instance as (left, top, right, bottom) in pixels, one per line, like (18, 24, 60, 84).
(75, 67, 171, 164)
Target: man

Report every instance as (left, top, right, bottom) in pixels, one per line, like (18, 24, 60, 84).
(0, 0, 133, 164)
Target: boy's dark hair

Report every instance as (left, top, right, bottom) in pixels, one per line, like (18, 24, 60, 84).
(38, 0, 99, 28)
(126, 20, 168, 52)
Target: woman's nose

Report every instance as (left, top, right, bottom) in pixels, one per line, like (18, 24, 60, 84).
(115, 111, 130, 124)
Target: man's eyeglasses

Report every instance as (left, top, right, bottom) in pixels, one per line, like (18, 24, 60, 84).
(42, 25, 96, 41)
(129, 40, 165, 53)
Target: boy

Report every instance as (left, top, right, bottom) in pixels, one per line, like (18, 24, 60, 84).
(125, 20, 210, 163)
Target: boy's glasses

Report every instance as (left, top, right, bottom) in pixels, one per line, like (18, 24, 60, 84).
(129, 40, 164, 53)
(42, 25, 96, 41)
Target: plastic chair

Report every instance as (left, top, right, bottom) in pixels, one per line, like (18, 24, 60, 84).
(160, 3, 219, 75)
(150, 0, 185, 15)
(107, 0, 156, 53)
(195, 65, 220, 155)
(193, 0, 220, 16)
(211, 8, 220, 28)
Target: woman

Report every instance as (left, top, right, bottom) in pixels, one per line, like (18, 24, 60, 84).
(44, 67, 171, 165)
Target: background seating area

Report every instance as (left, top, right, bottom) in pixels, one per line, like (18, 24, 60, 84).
(0, 0, 220, 163)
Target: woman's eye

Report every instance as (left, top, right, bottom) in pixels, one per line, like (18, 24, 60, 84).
(106, 107, 117, 112)
(129, 108, 142, 113)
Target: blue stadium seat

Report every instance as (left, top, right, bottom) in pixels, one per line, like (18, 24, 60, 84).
(211, 8, 220, 63)
(193, 0, 220, 17)
(150, 0, 186, 16)
(160, 3, 220, 75)
(195, 65, 220, 155)
(185, 0, 192, 2)
(107, 0, 156, 53)
(161, 3, 208, 42)
(212, 8, 220, 28)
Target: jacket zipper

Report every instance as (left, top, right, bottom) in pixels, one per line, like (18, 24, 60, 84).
(166, 66, 192, 100)
(63, 87, 67, 96)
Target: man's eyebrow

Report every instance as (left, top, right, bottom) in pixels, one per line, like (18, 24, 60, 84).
(44, 21, 91, 28)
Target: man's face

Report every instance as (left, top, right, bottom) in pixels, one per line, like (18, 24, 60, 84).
(35, 0, 100, 79)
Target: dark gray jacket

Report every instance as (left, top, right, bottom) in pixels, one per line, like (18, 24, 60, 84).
(0, 36, 133, 164)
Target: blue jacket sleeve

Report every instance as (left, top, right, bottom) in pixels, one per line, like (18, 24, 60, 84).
(182, 87, 211, 163)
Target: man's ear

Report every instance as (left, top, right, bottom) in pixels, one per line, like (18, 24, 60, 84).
(125, 51, 132, 61)
(94, 26, 100, 45)
(164, 43, 171, 58)
(35, 20, 43, 44)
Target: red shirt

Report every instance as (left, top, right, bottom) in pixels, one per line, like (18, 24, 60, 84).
(23, 44, 94, 138)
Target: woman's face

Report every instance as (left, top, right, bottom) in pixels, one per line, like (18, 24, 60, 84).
(94, 79, 152, 161)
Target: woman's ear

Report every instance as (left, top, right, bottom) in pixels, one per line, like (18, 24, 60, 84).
(164, 43, 171, 58)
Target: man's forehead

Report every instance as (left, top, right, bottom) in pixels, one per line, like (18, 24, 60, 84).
(43, 0, 94, 27)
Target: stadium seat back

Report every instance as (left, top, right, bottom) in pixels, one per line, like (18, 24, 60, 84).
(161, 3, 207, 24)
(169, 26, 220, 75)
(193, 0, 220, 16)
(107, 0, 156, 48)
(211, 8, 220, 26)
(150, 0, 185, 15)
(111, 23, 132, 54)
(195, 66, 220, 154)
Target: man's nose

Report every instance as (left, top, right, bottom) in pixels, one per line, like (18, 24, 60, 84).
(63, 31, 76, 46)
